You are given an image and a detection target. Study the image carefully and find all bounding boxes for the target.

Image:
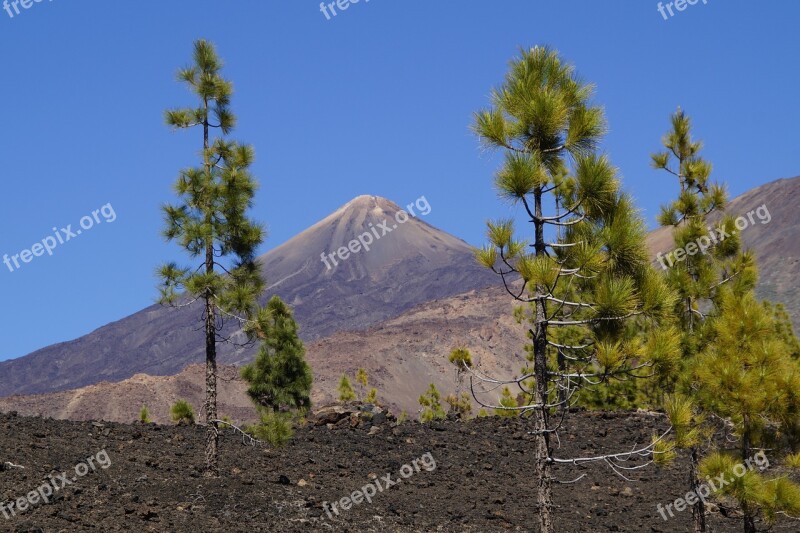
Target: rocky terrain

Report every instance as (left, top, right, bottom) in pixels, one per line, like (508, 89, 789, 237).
(1, 410, 797, 532)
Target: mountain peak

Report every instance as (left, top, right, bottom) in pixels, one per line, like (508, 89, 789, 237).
(348, 194, 382, 205)
(331, 195, 399, 219)
(0, 193, 498, 397)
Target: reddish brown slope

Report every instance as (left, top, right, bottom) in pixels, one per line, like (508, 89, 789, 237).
(0, 287, 526, 423)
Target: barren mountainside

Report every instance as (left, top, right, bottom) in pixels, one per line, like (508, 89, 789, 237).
(646, 175, 800, 328)
(0, 286, 526, 422)
(0, 196, 497, 397)
(1, 177, 799, 421)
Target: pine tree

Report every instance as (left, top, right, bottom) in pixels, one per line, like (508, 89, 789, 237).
(764, 302, 800, 360)
(650, 109, 755, 389)
(365, 388, 378, 405)
(158, 40, 265, 476)
(447, 347, 473, 417)
(472, 46, 676, 533)
(649, 110, 756, 531)
(419, 383, 446, 422)
(448, 347, 473, 395)
(355, 368, 368, 400)
(337, 374, 356, 403)
(444, 392, 472, 418)
(241, 296, 313, 414)
(495, 387, 519, 418)
(247, 411, 294, 447)
(694, 292, 800, 532)
(171, 399, 195, 425)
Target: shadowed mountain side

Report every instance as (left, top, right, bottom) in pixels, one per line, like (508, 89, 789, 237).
(0, 196, 497, 397)
(0, 287, 528, 422)
(646, 175, 800, 329)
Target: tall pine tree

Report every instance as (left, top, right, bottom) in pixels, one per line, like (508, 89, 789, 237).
(649, 109, 754, 531)
(695, 293, 800, 532)
(652, 110, 800, 532)
(472, 46, 676, 532)
(158, 40, 265, 476)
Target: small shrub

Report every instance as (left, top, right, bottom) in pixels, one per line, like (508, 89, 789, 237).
(445, 392, 472, 418)
(419, 383, 446, 422)
(337, 374, 356, 402)
(139, 405, 152, 424)
(397, 410, 408, 424)
(247, 411, 294, 447)
(365, 388, 378, 405)
(786, 452, 800, 469)
(494, 387, 519, 417)
(170, 400, 195, 424)
(355, 368, 369, 398)
(295, 414, 309, 428)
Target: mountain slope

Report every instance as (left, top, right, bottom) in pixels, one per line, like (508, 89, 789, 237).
(0, 286, 526, 422)
(0, 196, 497, 397)
(2, 176, 798, 409)
(646, 175, 800, 328)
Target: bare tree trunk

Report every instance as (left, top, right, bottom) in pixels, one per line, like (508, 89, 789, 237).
(689, 447, 706, 532)
(532, 187, 553, 533)
(204, 291, 219, 477)
(202, 98, 219, 478)
(532, 318, 553, 533)
(743, 511, 756, 533)
(741, 423, 756, 533)
(556, 349, 567, 411)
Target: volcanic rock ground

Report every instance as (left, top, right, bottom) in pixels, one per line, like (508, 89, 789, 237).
(1, 411, 797, 532)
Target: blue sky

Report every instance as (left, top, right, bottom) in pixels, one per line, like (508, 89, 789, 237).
(1, 0, 798, 361)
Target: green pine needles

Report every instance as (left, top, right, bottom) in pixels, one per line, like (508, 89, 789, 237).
(337, 374, 356, 403)
(158, 40, 265, 476)
(240, 296, 312, 448)
(651, 110, 800, 533)
(241, 296, 313, 414)
(419, 383, 446, 422)
(170, 400, 195, 425)
(470, 46, 676, 533)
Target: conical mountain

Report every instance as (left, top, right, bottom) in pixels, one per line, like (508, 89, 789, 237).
(0, 196, 497, 397)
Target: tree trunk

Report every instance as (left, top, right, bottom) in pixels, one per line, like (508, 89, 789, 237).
(204, 293, 219, 477)
(202, 98, 219, 478)
(689, 447, 706, 532)
(741, 421, 756, 533)
(743, 513, 756, 533)
(532, 187, 553, 533)
(532, 317, 553, 533)
(556, 349, 567, 411)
